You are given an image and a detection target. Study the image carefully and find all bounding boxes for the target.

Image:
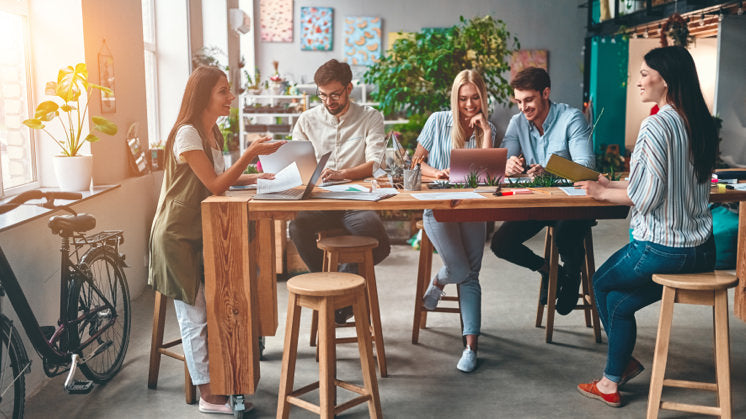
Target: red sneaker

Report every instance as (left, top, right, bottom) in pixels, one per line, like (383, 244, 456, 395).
(577, 380, 622, 407)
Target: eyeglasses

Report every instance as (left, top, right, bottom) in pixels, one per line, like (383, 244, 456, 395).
(316, 87, 346, 102)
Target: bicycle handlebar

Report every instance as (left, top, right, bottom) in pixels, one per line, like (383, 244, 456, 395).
(0, 190, 82, 215)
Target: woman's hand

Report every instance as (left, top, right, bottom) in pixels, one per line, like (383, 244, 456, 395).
(575, 175, 607, 200)
(434, 168, 450, 179)
(469, 112, 489, 131)
(245, 137, 285, 158)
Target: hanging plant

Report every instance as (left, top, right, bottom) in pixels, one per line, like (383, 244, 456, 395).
(660, 13, 693, 48)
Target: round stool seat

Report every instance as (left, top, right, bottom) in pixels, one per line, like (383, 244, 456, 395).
(652, 271, 738, 291)
(317, 235, 379, 251)
(287, 272, 365, 297)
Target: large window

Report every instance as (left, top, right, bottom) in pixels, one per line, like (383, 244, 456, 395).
(142, 0, 159, 147)
(0, 6, 37, 196)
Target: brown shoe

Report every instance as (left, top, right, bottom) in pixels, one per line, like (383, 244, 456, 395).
(577, 380, 622, 407)
(619, 357, 644, 386)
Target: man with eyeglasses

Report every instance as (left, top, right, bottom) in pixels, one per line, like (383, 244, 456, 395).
(289, 59, 390, 323)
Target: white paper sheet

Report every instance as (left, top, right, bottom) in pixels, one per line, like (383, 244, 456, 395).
(257, 162, 302, 194)
(411, 192, 486, 200)
(731, 183, 746, 191)
(319, 183, 370, 192)
(559, 186, 587, 196)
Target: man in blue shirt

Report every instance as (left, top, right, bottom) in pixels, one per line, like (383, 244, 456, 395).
(490, 67, 594, 315)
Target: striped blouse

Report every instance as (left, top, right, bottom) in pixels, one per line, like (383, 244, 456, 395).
(628, 104, 711, 247)
(417, 111, 497, 170)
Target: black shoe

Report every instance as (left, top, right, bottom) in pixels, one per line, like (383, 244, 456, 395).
(539, 272, 548, 305)
(556, 270, 581, 315)
(334, 306, 354, 325)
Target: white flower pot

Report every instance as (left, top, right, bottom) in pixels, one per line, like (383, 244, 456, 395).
(53, 154, 93, 191)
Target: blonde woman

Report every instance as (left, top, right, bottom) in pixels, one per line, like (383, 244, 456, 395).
(413, 69, 496, 372)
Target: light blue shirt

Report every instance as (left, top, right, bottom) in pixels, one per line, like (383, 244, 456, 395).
(501, 101, 594, 169)
(417, 111, 497, 171)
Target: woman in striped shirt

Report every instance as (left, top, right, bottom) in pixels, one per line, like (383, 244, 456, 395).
(574, 46, 717, 407)
(414, 69, 496, 372)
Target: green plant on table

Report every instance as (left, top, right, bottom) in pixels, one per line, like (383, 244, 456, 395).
(219, 107, 240, 153)
(508, 174, 569, 188)
(23, 63, 118, 156)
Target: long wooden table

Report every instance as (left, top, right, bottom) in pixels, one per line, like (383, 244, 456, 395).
(201, 184, 746, 396)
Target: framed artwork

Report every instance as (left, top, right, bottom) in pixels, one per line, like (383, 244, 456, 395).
(510, 49, 549, 80)
(98, 42, 115, 113)
(300, 7, 333, 51)
(343, 17, 381, 66)
(260, 0, 293, 42)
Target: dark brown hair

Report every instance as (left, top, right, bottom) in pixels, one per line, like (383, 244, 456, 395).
(314, 59, 352, 86)
(510, 67, 551, 92)
(644, 46, 717, 183)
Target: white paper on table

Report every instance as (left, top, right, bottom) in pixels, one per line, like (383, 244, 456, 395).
(559, 186, 587, 196)
(411, 192, 486, 200)
(319, 184, 370, 192)
(257, 162, 302, 194)
(731, 183, 746, 191)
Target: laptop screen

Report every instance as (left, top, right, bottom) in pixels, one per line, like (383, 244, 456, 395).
(300, 151, 331, 199)
(449, 148, 508, 184)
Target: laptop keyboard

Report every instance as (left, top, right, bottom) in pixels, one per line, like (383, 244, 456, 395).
(271, 188, 304, 198)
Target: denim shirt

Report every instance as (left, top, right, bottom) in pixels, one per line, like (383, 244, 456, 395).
(500, 101, 594, 169)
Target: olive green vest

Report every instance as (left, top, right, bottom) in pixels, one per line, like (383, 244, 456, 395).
(148, 125, 217, 304)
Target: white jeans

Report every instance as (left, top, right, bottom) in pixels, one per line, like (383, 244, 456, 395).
(173, 283, 210, 385)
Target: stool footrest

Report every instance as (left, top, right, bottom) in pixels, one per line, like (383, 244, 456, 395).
(159, 338, 183, 350)
(442, 296, 459, 302)
(286, 379, 372, 416)
(663, 378, 718, 391)
(158, 348, 186, 362)
(659, 401, 722, 416)
(431, 307, 461, 314)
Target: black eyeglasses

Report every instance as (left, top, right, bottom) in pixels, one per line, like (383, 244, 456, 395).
(316, 87, 346, 102)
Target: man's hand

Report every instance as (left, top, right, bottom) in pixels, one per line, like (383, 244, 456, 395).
(526, 164, 545, 176)
(505, 155, 526, 176)
(321, 168, 346, 182)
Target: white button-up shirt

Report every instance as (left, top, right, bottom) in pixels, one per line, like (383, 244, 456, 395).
(292, 101, 385, 173)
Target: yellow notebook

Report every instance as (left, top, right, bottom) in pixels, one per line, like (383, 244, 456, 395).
(545, 154, 600, 182)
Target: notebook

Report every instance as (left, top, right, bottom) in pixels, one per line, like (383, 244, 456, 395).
(253, 152, 330, 200)
(258, 140, 317, 184)
(449, 148, 508, 184)
(544, 154, 600, 182)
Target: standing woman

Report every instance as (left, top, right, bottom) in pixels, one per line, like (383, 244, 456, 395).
(149, 66, 283, 414)
(415, 69, 496, 372)
(575, 46, 717, 407)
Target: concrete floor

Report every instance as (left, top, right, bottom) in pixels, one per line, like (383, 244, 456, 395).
(26, 219, 746, 418)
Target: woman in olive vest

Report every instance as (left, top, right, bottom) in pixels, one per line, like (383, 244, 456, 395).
(148, 66, 283, 414)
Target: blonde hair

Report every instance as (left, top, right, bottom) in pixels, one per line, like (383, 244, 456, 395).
(450, 69, 489, 149)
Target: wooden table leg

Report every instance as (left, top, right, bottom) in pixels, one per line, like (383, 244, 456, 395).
(256, 218, 278, 336)
(735, 203, 746, 321)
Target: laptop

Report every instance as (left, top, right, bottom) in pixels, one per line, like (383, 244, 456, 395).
(449, 148, 508, 184)
(253, 152, 330, 200)
(258, 140, 317, 184)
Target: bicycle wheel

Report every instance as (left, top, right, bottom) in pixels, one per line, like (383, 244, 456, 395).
(68, 248, 131, 383)
(0, 316, 27, 419)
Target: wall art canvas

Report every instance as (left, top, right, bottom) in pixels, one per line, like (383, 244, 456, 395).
(260, 0, 293, 42)
(300, 7, 333, 51)
(510, 49, 549, 80)
(343, 17, 381, 66)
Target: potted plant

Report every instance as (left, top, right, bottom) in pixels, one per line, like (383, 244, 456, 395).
(23, 63, 118, 190)
(219, 107, 240, 166)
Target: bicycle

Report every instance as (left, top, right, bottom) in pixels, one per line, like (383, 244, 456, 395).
(0, 190, 131, 418)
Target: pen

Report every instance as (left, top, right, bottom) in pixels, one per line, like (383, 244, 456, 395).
(518, 153, 527, 174)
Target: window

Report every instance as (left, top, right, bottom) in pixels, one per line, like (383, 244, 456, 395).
(142, 0, 160, 148)
(0, 6, 37, 196)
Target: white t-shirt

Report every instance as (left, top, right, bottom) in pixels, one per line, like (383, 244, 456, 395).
(173, 124, 225, 174)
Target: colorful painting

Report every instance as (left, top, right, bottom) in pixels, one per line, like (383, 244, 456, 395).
(343, 17, 382, 66)
(510, 50, 549, 80)
(300, 7, 333, 51)
(260, 0, 293, 43)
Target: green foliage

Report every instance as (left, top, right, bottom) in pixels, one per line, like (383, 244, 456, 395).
(507, 174, 569, 188)
(363, 15, 520, 118)
(219, 107, 240, 152)
(22, 63, 118, 156)
(387, 113, 430, 152)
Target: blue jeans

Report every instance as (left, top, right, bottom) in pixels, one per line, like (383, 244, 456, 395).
(423, 209, 484, 336)
(593, 236, 715, 382)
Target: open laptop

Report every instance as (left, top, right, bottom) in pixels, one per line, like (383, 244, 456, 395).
(253, 152, 330, 200)
(258, 140, 317, 184)
(449, 148, 508, 184)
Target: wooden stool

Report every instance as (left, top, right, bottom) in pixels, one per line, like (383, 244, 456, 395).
(310, 235, 388, 377)
(411, 220, 463, 344)
(647, 271, 737, 418)
(535, 225, 602, 343)
(147, 290, 196, 404)
(278, 272, 382, 419)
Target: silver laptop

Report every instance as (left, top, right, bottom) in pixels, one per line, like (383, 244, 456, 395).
(449, 148, 508, 184)
(258, 141, 317, 184)
(253, 152, 330, 200)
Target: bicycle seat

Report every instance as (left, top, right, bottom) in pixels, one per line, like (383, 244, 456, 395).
(48, 213, 96, 236)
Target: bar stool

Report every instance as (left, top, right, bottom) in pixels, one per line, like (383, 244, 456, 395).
(147, 290, 196, 404)
(309, 235, 387, 377)
(647, 271, 737, 418)
(278, 272, 382, 419)
(535, 225, 602, 343)
(411, 220, 463, 344)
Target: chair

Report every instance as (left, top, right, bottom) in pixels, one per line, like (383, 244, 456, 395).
(309, 234, 388, 377)
(535, 225, 602, 343)
(147, 290, 196, 404)
(277, 272, 382, 418)
(411, 220, 463, 344)
(647, 271, 737, 418)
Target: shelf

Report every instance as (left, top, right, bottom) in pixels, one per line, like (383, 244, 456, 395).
(243, 113, 302, 118)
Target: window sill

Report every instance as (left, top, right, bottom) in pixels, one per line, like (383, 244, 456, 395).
(0, 185, 121, 233)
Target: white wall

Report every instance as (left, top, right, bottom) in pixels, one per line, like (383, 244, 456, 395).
(716, 15, 746, 166)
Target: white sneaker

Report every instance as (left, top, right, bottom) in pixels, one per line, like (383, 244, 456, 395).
(199, 398, 254, 415)
(456, 345, 477, 373)
(422, 277, 445, 311)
